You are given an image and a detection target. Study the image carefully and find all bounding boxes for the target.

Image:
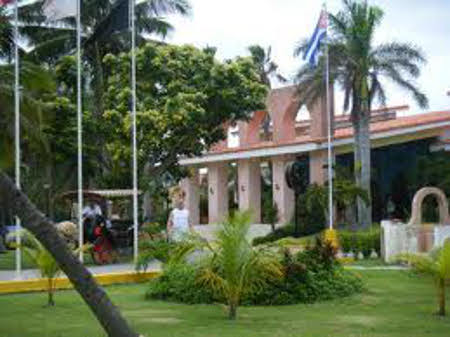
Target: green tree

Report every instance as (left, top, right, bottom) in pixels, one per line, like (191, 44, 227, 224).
(294, 0, 428, 228)
(19, 0, 191, 116)
(197, 210, 283, 320)
(399, 240, 450, 316)
(101, 43, 267, 185)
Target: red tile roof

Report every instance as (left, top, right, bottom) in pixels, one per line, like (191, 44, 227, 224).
(209, 109, 450, 155)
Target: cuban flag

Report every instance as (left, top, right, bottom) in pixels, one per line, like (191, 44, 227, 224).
(0, 0, 14, 5)
(303, 9, 328, 67)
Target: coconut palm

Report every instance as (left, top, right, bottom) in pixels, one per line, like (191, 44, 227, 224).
(197, 210, 283, 320)
(294, 0, 428, 228)
(399, 240, 450, 316)
(0, 61, 55, 168)
(7, 0, 190, 116)
(10, 230, 61, 306)
(248, 45, 286, 88)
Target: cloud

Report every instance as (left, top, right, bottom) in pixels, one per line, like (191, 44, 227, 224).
(167, 0, 450, 113)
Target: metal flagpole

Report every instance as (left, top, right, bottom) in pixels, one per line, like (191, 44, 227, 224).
(77, 0, 84, 262)
(14, 0, 21, 279)
(130, 0, 139, 263)
(324, 2, 333, 230)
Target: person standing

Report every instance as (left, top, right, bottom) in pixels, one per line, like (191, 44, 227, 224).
(167, 187, 192, 242)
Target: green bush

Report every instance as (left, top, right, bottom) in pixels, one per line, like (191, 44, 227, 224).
(146, 239, 363, 306)
(252, 224, 295, 246)
(245, 240, 363, 305)
(146, 263, 217, 304)
(338, 226, 381, 257)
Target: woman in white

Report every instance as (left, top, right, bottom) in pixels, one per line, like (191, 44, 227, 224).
(167, 188, 192, 241)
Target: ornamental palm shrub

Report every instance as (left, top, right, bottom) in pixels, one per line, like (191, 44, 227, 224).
(197, 210, 283, 320)
(399, 240, 450, 316)
(10, 230, 61, 306)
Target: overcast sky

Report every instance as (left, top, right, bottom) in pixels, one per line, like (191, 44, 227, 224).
(165, 0, 450, 116)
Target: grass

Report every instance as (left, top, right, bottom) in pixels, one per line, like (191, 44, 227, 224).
(1, 270, 450, 336)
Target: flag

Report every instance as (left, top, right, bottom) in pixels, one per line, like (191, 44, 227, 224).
(0, 0, 14, 6)
(43, 0, 77, 21)
(303, 9, 328, 67)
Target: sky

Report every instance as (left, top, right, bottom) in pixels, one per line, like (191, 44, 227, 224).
(165, 0, 450, 116)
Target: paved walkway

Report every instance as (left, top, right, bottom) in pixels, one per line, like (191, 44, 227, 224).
(0, 261, 161, 282)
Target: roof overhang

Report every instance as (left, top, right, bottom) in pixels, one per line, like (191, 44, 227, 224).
(179, 119, 450, 166)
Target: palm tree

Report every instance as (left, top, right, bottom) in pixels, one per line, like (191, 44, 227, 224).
(13, 0, 191, 116)
(399, 240, 450, 316)
(197, 210, 283, 320)
(248, 45, 286, 88)
(248, 45, 286, 139)
(11, 230, 61, 306)
(294, 0, 428, 228)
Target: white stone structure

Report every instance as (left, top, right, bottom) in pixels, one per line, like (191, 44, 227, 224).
(381, 187, 450, 262)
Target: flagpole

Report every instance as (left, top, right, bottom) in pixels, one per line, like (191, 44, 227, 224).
(76, 0, 84, 262)
(14, 0, 21, 279)
(130, 0, 139, 264)
(324, 2, 333, 230)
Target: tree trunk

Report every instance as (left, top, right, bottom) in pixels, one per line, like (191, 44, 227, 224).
(47, 278, 55, 307)
(353, 115, 372, 229)
(0, 171, 138, 337)
(438, 277, 446, 316)
(228, 301, 237, 320)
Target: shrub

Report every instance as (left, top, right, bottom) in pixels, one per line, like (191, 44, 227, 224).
(338, 226, 381, 257)
(245, 240, 363, 305)
(146, 263, 217, 304)
(146, 239, 363, 306)
(252, 224, 295, 246)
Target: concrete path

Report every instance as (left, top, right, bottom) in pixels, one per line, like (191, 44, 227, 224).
(0, 261, 161, 282)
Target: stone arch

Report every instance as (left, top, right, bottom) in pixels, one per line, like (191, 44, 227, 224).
(269, 86, 302, 143)
(407, 187, 450, 226)
(238, 110, 269, 146)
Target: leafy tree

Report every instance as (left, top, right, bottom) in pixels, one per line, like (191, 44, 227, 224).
(294, 0, 428, 228)
(197, 210, 283, 319)
(399, 240, 450, 316)
(101, 43, 267, 185)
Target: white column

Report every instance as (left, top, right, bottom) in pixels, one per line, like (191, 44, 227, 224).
(208, 163, 229, 224)
(272, 157, 295, 224)
(238, 159, 261, 223)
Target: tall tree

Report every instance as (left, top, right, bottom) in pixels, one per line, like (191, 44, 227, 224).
(101, 43, 267, 185)
(294, 0, 428, 227)
(247, 45, 286, 88)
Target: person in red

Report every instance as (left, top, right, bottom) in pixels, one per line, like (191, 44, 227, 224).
(91, 216, 117, 265)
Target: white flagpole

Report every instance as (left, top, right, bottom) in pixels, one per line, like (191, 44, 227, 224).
(130, 0, 139, 263)
(76, 0, 84, 262)
(324, 2, 333, 230)
(14, 0, 21, 279)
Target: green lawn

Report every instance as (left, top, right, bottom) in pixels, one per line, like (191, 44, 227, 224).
(1, 270, 450, 337)
(0, 250, 35, 270)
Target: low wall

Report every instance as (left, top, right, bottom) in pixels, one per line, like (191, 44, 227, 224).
(381, 220, 450, 262)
